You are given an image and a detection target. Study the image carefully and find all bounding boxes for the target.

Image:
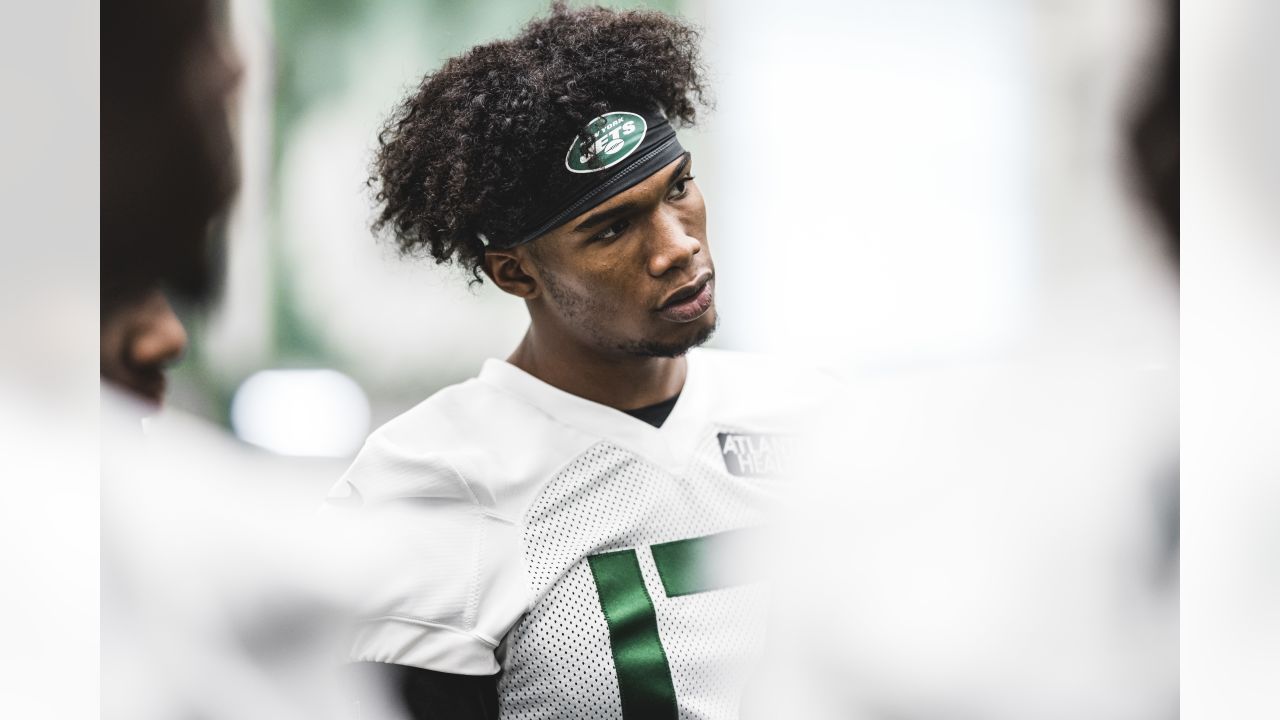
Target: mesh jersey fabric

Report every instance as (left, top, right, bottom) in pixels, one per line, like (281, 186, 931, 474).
(325, 349, 830, 718)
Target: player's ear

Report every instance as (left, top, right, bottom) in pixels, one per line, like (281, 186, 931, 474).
(482, 248, 541, 300)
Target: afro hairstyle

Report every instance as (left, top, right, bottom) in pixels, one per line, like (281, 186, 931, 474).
(369, 2, 709, 282)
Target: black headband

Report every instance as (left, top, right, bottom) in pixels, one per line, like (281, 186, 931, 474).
(481, 107, 686, 249)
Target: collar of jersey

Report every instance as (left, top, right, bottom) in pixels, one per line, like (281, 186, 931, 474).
(477, 350, 712, 475)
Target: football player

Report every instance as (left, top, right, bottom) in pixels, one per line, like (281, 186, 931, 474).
(330, 4, 825, 719)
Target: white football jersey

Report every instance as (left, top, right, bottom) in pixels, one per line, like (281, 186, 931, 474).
(326, 349, 826, 719)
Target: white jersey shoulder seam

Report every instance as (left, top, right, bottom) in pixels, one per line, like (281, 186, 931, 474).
(360, 614, 501, 649)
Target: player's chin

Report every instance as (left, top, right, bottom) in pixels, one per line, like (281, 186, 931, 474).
(688, 306, 717, 344)
(649, 310, 718, 356)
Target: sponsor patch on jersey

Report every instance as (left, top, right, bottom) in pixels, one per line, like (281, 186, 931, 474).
(565, 111, 647, 173)
(717, 432, 796, 477)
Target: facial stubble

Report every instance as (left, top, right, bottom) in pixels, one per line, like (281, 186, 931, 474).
(539, 265, 717, 359)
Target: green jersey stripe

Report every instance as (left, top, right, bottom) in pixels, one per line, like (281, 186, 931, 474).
(587, 549, 678, 719)
(651, 529, 757, 598)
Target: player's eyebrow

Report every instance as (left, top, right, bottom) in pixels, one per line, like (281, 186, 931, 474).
(573, 153, 693, 233)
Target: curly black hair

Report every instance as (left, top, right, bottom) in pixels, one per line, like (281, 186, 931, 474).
(370, 2, 709, 282)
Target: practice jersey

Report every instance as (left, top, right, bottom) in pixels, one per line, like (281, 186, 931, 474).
(325, 349, 826, 719)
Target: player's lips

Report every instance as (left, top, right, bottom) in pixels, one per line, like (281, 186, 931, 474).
(656, 274, 714, 323)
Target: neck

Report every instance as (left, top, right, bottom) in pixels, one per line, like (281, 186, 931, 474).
(507, 324, 686, 410)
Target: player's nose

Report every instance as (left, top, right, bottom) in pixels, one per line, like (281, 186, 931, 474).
(646, 207, 700, 277)
(128, 291, 188, 371)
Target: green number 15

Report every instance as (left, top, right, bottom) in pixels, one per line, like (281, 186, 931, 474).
(587, 529, 755, 720)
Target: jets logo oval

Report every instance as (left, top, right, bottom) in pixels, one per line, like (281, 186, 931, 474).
(565, 112, 647, 173)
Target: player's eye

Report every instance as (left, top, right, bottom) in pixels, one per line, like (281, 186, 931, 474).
(668, 175, 695, 201)
(592, 218, 631, 243)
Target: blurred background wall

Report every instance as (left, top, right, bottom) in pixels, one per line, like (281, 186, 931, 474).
(169, 0, 1176, 469)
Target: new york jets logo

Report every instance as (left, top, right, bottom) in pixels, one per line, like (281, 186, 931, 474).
(565, 111, 647, 173)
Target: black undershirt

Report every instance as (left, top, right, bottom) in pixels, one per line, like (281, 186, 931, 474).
(620, 392, 680, 428)
(349, 664, 499, 720)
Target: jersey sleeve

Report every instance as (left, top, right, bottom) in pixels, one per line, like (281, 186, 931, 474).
(325, 428, 530, 676)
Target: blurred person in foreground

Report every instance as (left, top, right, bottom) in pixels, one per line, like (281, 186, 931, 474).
(101, 0, 239, 406)
(748, 3, 1179, 719)
(326, 4, 827, 718)
(101, 2, 406, 718)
